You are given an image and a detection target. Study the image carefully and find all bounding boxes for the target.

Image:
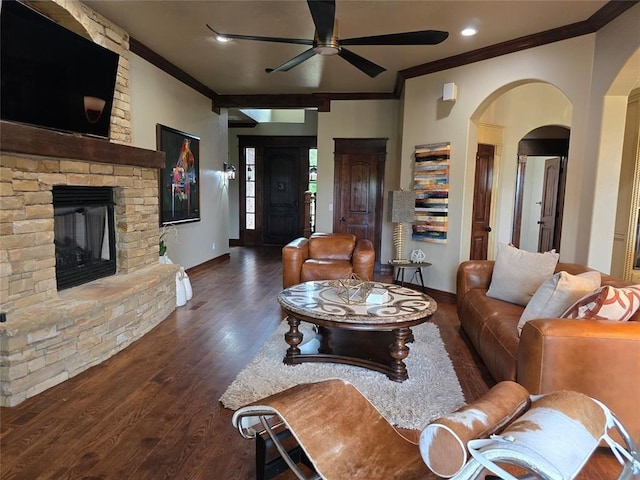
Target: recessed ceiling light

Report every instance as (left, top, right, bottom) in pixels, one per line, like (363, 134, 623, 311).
(461, 27, 477, 37)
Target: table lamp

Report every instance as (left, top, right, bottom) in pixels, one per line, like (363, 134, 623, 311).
(389, 190, 416, 263)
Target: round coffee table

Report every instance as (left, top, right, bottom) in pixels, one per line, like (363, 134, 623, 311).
(277, 280, 437, 382)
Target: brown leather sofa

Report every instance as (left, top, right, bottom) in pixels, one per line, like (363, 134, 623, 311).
(457, 260, 640, 440)
(282, 233, 375, 288)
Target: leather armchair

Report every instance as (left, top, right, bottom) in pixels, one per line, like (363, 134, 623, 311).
(282, 233, 375, 288)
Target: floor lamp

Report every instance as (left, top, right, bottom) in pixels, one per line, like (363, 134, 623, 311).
(389, 190, 416, 263)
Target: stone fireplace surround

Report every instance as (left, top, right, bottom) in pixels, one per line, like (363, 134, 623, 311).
(0, 121, 178, 407)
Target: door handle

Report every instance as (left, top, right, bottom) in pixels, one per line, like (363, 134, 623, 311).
(340, 217, 346, 222)
(485, 226, 492, 232)
(537, 221, 545, 225)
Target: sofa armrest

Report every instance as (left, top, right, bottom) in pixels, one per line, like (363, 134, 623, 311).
(352, 239, 375, 281)
(282, 237, 309, 288)
(518, 318, 640, 440)
(456, 260, 494, 310)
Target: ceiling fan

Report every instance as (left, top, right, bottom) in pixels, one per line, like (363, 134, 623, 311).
(206, 0, 448, 78)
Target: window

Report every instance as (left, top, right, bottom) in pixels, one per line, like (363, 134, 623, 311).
(245, 147, 256, 230)
(308, 148, 317, 193)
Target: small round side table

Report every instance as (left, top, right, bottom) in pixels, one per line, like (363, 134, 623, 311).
(388, 261, 432, 292)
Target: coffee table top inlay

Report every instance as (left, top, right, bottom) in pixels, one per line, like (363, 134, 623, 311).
(277, 281, 436, 324)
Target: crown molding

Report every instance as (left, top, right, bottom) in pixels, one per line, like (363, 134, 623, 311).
(129, 1, 637, 108)
(394, 0, 638, 96)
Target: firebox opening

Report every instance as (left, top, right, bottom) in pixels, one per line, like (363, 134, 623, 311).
(53, 186, 116, 290)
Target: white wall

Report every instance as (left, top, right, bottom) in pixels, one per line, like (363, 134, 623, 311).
(129, 53, 229, 270)
(398, 3, 640, 293)
(316, 99, 401, 265)
(400, 39, 588, 292)
(586, 5, 640, 272)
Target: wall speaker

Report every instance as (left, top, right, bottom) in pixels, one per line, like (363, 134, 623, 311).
(443, 82, 458, 101)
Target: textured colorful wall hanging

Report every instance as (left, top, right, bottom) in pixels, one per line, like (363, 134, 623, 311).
(412, 142, 450, 243)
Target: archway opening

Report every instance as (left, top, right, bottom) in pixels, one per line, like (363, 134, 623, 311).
(469, 81, 573, 259)
(513, 126, 570, 253)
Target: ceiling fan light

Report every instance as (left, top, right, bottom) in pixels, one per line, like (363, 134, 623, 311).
(216, 34, 231, 43)
(313, 45, 340, 56)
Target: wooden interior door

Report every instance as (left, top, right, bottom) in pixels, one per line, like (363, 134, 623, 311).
(537, 157, 561, 252)
(333, 138, 386, 271)
(512, 137, 569, 252)
(470, 144, 495, 260)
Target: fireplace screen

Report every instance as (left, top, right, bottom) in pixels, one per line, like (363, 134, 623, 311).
(53, 186, 116, 290)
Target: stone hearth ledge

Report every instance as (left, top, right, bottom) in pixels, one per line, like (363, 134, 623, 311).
(0, 263, 179, 407)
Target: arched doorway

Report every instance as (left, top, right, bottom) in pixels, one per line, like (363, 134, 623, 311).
(469, 82, 573, 260)
(512, 126, 570, 253)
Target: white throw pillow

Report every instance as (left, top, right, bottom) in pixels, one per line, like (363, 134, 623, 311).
(486, 243, 559, 306)
(517, 270, 601, 335)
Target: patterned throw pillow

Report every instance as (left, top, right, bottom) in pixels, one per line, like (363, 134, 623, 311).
(561, 285, 640, 321)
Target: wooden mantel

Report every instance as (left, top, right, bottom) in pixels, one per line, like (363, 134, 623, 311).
(0, 120, 165, 168)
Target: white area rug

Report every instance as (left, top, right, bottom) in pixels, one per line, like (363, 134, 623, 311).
(220, 321, 465, 430)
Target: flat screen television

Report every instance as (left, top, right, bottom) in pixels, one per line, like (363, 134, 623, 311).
(0, 0, 119, 138)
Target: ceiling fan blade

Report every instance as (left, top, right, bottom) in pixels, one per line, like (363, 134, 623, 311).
(206, 24, 312, 45)
(265, 48, 316, 73)
(338, 48, 386, 78)
(307, 0, 336, 43)
(342, 30, 449, 46)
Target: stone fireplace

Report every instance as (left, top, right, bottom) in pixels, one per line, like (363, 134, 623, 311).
(0, 121, 178, 406)
(53, 185, 117, 290)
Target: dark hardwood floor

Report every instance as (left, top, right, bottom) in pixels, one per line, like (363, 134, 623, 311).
(0, 247, 622, 479)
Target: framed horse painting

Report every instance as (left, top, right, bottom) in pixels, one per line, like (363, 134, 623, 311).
(156, 124, 200, 225)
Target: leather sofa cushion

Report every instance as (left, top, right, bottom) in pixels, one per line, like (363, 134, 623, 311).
(459, 289, 522, 381)
(301, 260, 353, 282)
(477, 315, 521, 382)
(308, 234, 355, 260)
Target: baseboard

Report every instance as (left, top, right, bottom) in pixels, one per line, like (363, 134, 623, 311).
(424, 287, 456, 305)
(186, 253, 230, 276)
(395, 283, 455, 305)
